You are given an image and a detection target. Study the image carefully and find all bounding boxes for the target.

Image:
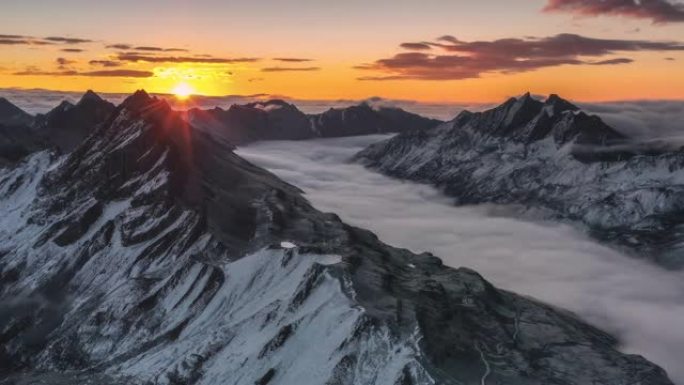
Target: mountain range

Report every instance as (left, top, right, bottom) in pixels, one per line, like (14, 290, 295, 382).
(0, 91, 114, 166)
(0, 90, 675, 384)
(186, 99, 441, 145)
(357, 93, 684, 268)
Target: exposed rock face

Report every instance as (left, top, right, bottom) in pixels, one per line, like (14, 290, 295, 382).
(187, 100, 441, 145)
(33, 90, 116, 153)
(0, 91, 673, 384)
(312, 103, 441, 138)
(357, 93, 684, 268)
(0, 97, 34, 126)
(0, 123, 45, 166)
(0, 91, 115, 166)
(0, 99, 42, 166)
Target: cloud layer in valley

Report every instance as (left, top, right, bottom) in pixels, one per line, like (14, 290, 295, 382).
(236, 135, 684, 385)
(358, 33, 684, 80)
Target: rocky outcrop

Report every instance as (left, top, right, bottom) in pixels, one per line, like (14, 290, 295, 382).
(0, 90, 672, 384)
(0, 91, 115, 166)
(33, 90, 115, 153)
(0, 97, 33, 126)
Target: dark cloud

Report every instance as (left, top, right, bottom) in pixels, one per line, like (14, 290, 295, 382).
(116, 53, 260, 64)
(44, 36, 92, 44)
(106, 44, 132, 50)
(590, 57, 634, 65)
(0, 36, 53, 46)
(261, 66, 321, 72)
(61, 48, 85, 53)
(543, 0, 684, 24)
(248, 77, 265, 82)
(0, 39, 31, 45)
(89, 60, 122, 67)
(14, 68, 153, 78)
(134, 46, 165, 52)
(0, 34, 92, 46)
(56, 57, 76, 69)
(665, 57, 677, 60)
(357, 33, 684, 80)
(134, 46, 189, 52)
(400, 42, 433, 50)
(84, 69, 152, 77)
(272, 57, 314, 62)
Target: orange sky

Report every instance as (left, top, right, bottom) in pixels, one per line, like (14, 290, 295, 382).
(1, 0, 683, 103)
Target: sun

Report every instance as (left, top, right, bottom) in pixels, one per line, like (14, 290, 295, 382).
(171, 82, 194, 99)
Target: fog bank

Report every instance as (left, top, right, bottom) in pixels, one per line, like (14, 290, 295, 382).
(237, 135, 684, 384)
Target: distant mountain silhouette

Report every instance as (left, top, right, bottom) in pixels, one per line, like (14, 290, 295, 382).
(33, 89, 115, 152)
(187, 99, 442, 144)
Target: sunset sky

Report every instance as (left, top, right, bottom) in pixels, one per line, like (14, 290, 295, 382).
(1, 0, 684, 103)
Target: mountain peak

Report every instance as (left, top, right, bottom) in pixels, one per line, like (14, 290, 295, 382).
(121, 89, 156, 111)
(545, 94, 579, 114)
(0, 97, 34, 126)
(78, 89, 103, 105)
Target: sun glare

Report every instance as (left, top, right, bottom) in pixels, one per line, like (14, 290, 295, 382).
(172, 82, 194, 99)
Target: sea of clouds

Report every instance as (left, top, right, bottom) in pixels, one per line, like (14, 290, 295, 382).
(237, 135, 684, 385)
(4, 86, 684, 382)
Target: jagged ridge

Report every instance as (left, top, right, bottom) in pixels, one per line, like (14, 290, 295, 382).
(0, 91, 674, 384)
(357, 93, 684, 268)
(187, 100, 441, 145)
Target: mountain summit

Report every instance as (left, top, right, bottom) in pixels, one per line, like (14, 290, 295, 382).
(32, 90, 115, 153)
(0, 97, 33, 126)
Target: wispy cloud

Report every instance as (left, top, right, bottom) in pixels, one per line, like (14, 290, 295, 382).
(261, 66, 320, 72)
(133, 46, 188, 52)
(55, 57, 77, 69)
(61, 48, 85, 53)
(400, 42, 433, 50)
(0, 34, 92, 46)
(543, 0, 684, 24)
(272, 57, 314, 62)
(13, 68, 153, 78)
(106, 44, 132, 50)
(357, 33, 683, 80)
(43, 36, 92, 44)
(116, 53, 260, 64)
(0, 35, 52, 46)
(590, 57, 635, 65)
(89, 60, 122, 67)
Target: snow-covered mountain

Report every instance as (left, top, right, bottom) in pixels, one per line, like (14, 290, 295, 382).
(186, 100, 441, 145)
(356, 93, 684, 268)
(0, 90, 673, 384)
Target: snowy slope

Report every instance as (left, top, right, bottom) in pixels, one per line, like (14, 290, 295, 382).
(0, 91, 674, 384)
(357, 93, 684, 268)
